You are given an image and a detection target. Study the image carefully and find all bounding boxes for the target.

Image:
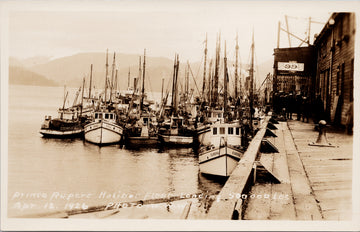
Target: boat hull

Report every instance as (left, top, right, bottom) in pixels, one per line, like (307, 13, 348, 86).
(126, 136, 159, 146)
(159, 134, 193, 146)
(84, 121, 123, 145)
(39, 128, 83, 138)
(199, 146, 242, 177)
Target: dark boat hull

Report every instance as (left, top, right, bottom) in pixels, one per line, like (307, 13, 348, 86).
(39, 128, 83, 138)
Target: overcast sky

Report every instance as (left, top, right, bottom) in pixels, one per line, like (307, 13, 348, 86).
(4, 0, 356, 64)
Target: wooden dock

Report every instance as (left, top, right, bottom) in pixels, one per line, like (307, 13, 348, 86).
(207, 118, 353, 220)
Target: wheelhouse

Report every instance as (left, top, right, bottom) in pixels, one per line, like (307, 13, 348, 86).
(94, 112, 117, 122)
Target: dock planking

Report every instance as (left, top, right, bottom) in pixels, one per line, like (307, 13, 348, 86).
(288, 120, 352, 220)
(204, 119, 352, 221)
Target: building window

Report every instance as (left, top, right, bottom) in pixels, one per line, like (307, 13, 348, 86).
(220, 127, 225, 134)
(236, 127, 240, 135)
(228, 127, 234, 135)
(213, 128, 217, 135)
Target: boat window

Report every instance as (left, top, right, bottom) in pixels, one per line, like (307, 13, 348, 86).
(236, 127, 240, 135)
(228, 127, 234, 135)
(110, 114, 113, 119)
(220, 127, 225, 134)
(213, 128, 217, 135)
(105, 114, 109, 119)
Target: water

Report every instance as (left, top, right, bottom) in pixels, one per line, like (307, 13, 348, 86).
(7, 85, 223, 217)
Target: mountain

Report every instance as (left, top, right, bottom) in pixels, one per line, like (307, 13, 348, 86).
(9, 52, 274, 93)
(9, 66, 58, 87)
(28, 52, 177, 92)
(10, 56, 52, 68)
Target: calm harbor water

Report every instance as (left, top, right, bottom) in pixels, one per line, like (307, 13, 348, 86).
(7, 85, 223, 217)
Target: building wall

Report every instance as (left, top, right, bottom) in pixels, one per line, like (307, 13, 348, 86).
(315, 13, 355, 125)
(273, 46, 316, 96)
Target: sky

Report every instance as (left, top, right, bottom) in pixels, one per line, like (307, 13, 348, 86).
(3, 0, 356, 65)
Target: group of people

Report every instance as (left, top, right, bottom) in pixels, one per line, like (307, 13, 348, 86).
(273, 92, 323, 123)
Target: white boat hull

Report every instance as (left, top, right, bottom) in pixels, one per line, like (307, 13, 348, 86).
(199, 146, 242, 177)
(159, 134, 193, 145)
(84, 121, 123, 145)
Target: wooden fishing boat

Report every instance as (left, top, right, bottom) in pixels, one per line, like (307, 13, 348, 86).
(198, 121, 243, 177)
(39, 111, 83, 138)
(158, 116, 194, 146)
(40, 77, 93, 138)
(125, 112, 158, 146)
(84, 109, 123, 145)
(199, 35, 246, 177)
(84, 50, 124, 146)
(123, 50, 159, 147)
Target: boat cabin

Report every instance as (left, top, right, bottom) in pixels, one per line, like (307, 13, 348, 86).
(58, 108, 78, 121)
(170, 116, 184, 128)
(207, 109, 224, 123)
(210, 122, 241, 147)
(94, 112, 117, 122)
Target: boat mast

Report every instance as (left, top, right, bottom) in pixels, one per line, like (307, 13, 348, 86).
(175, 54, 179, 115)
(249, 30, 255, 132)
(128, 67, 131, 89)
(140, 49, 146, 111)
(137, 56, 142, 93)
(202, 33, 208, 97)
(114, 68, 118, 96)
(104, 49, 109, 104)
(223, 41, 228, 119)
(170, 54, 179, 116)
(207, 60, 213, 105)
(186, 61, 190, 100)
(80, 77, 85, 117)
(235, 33, 239, 101)
(161, 77, 164, 105)
(89, 64, 93, 99)
(213, 33, 221, 107)
(110, 52, 116, 102)
(72, 86, 81, 106)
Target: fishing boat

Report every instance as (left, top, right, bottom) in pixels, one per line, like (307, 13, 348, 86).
(84, 50, 124, 145)
(40, 108, 84, 138)
(40, 78, 92, 138)
(84, 108, 123, 145)
(199, 36, 247, 177)
(125, 112, 158, 146)
(198, 122, 243, 177)
(158, 116, 194, 145)
(158, 54, 195, 146)
(122, 50, 159, 147)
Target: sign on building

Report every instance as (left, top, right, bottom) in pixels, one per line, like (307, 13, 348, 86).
(278, 62, 304, 71)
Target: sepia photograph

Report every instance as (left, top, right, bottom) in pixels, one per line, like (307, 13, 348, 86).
(1, 0, 359, 230)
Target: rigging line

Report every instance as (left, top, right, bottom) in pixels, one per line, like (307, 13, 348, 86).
(145, 71, 155, 101)
(188, 64, 201, 96)
(193, 54, 204, 89)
